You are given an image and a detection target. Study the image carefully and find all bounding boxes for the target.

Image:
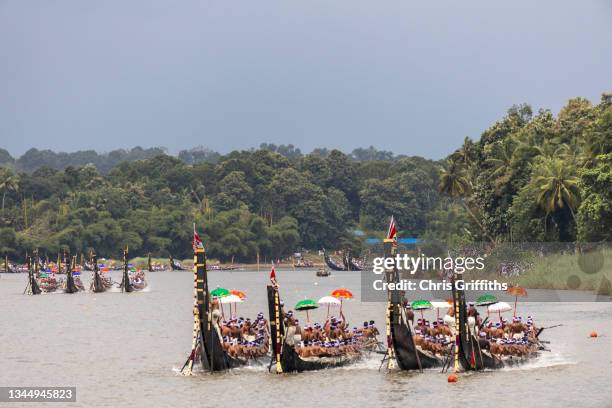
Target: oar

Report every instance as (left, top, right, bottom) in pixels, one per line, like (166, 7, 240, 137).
(180, 349, 197, 374)
(478, 316, 489, 331)
(540, 324, 563, 330)
(267, 356, 276, 372)
(441, 346, 454, 373)
(378, 353, 389, 371)
(536, 324, 563, 338)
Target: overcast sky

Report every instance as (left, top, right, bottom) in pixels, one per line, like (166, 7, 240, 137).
(1, 1, 611, 159)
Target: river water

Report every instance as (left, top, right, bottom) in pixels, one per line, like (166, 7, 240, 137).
(0, 270, 611, 408)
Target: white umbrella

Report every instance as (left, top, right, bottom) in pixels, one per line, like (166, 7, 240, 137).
(318, 296, 341, 319)
(220, 294, 243, 304)
(488, 301, 512, 321)
(431, 300, 453, 319)
(318, 296, 341, 305)
(431, 300, 452, 309)
(220, 294, 243, 319)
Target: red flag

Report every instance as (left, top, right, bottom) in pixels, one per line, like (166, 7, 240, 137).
(270, 265, 276, 280)
(270, 264, 277, 286)
(193, 224, 203, 250)
(387, 216, 397, 240)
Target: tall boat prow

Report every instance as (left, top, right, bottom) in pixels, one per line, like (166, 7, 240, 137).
(384, 216, 442, 371)
(450, 271, 487, 370)
(120, 247, 134, 293)
(64, 251, 80, 293)
(449, 262, 543, 371)
(90, 252, 106, 293)
(181, 228, 246, 374)
(25, 255, 42, 295)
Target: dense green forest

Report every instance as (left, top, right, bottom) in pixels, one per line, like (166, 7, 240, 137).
(1, 95, 610, 261)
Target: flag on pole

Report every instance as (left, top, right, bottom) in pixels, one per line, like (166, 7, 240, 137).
(387, 215, 398, 241)
(270, 264, 277, 287)
(193, 224, 203, 250)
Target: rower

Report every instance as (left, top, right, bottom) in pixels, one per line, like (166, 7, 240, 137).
(211, 300, 223, 340)
(467, 301, 479, 336)
(405, 304, 415, 325)
(285, 315, 298, 347)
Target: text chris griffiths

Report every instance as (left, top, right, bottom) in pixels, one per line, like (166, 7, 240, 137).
(372, 254, 486, 274)
(373, 279, 508, 292)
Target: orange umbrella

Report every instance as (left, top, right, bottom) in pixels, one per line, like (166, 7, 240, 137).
(229, 290, 246, 317)
(331, 288, 353, 314)
(506, 286, 528, 317)
(230, 290, 247, 299)
(331, 288, 353, 299)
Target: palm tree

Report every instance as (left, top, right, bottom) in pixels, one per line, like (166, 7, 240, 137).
(0, 169, 20, 210)
(531, 157, 580, 221)
(484, 138, 519, 194)
(438, 160, 495, 243)
(458, 136, 476, 167)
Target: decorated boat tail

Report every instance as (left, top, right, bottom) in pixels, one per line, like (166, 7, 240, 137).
(384, 218, 443, 371)
(267, 271, 362, 373)
(323, 249, 345, 271)
(120, 247, 134, 293)
(25, 256, 42, 295)
(450, 274, 541, 371)
(181, 231, 247, 374)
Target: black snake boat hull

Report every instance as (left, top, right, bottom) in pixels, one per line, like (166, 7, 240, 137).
(267, 284, 360, 373)
(451, 277, 539, 371)
(194, 247, 246, 371)
(388, 302, 443, 370)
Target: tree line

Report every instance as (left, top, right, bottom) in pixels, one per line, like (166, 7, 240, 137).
(1, 95, 610, 261)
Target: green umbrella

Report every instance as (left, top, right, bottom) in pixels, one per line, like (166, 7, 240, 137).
(295, 299, 319, 310)
(410, 300, 433, 310)
(295, 299, 319, 323)
(476, 294, 498, 307)
(210, 287, 230, 319)
(211, 287, 230, 298)
(411, 299, 433, 319)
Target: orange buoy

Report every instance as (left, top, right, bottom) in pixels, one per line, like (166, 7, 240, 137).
(448, 374, 458, 383)
(590, 331, 598, 338)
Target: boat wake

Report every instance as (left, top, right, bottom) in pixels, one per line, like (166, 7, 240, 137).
(172, 351, 573, 376)
(499, 351, 575, 371)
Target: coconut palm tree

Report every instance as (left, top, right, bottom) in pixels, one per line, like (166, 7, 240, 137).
(458, 136, 477, 167)
(484, 138, 519, 194)
(531, 157, 580, 221)
(0, 169, 20, 210)
(438, 160, 495, 243)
